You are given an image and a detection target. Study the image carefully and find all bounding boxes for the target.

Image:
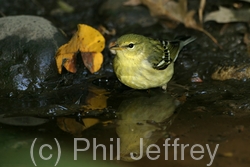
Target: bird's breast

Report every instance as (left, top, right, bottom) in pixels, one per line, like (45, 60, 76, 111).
(113, 55, 174, 89)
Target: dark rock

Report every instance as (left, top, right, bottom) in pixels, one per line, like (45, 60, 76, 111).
(99, 0, 158, 33)
(0, 15, 67, 92)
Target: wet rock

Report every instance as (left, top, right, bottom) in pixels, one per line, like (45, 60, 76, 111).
(0, 15, 67, 92)
(99, 0, 158, 32)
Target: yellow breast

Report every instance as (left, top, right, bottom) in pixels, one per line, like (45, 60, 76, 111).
(113, 55, 174, 89)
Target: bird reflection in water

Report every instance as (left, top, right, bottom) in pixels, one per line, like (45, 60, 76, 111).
(115, 89, 181, 162)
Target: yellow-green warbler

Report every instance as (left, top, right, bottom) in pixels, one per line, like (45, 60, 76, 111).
(110, 34, 196, 90)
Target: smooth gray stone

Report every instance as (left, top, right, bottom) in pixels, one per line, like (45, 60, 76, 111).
(0, 15, 67, 92)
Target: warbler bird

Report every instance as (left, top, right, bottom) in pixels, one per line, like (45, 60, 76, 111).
(110, 34, 196, 90)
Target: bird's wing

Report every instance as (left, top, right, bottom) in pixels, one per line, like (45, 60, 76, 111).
(147, 40, 181, 70)
(148, 35, 196, 70)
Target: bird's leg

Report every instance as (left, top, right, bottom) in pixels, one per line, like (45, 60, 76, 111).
(161, 84, 168, 93)
(146, 89, 151, 94)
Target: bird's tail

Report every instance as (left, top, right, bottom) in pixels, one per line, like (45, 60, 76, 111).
(170, 36, 196, 62)
(180, 36, 196, 46)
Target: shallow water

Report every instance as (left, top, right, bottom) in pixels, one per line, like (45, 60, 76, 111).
(0, 84, 179, 167)
(1, 79, 250, 167)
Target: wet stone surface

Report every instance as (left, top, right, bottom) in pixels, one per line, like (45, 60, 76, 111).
(0, 15, 67, 92)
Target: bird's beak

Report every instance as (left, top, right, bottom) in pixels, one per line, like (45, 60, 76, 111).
(109, 42, 123, 54)
(109, 43, 122, 50)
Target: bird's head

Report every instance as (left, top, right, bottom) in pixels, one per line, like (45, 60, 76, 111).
(109, 34, 149, 58)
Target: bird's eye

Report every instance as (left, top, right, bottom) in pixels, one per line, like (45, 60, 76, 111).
(128, 43, 134, 48)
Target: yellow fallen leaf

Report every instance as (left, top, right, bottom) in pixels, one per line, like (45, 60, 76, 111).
(57, 117, 100, 137)
(82, 86, 110, 111)
(55, 24, 105, 74)
(81, 52, 103, 74)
